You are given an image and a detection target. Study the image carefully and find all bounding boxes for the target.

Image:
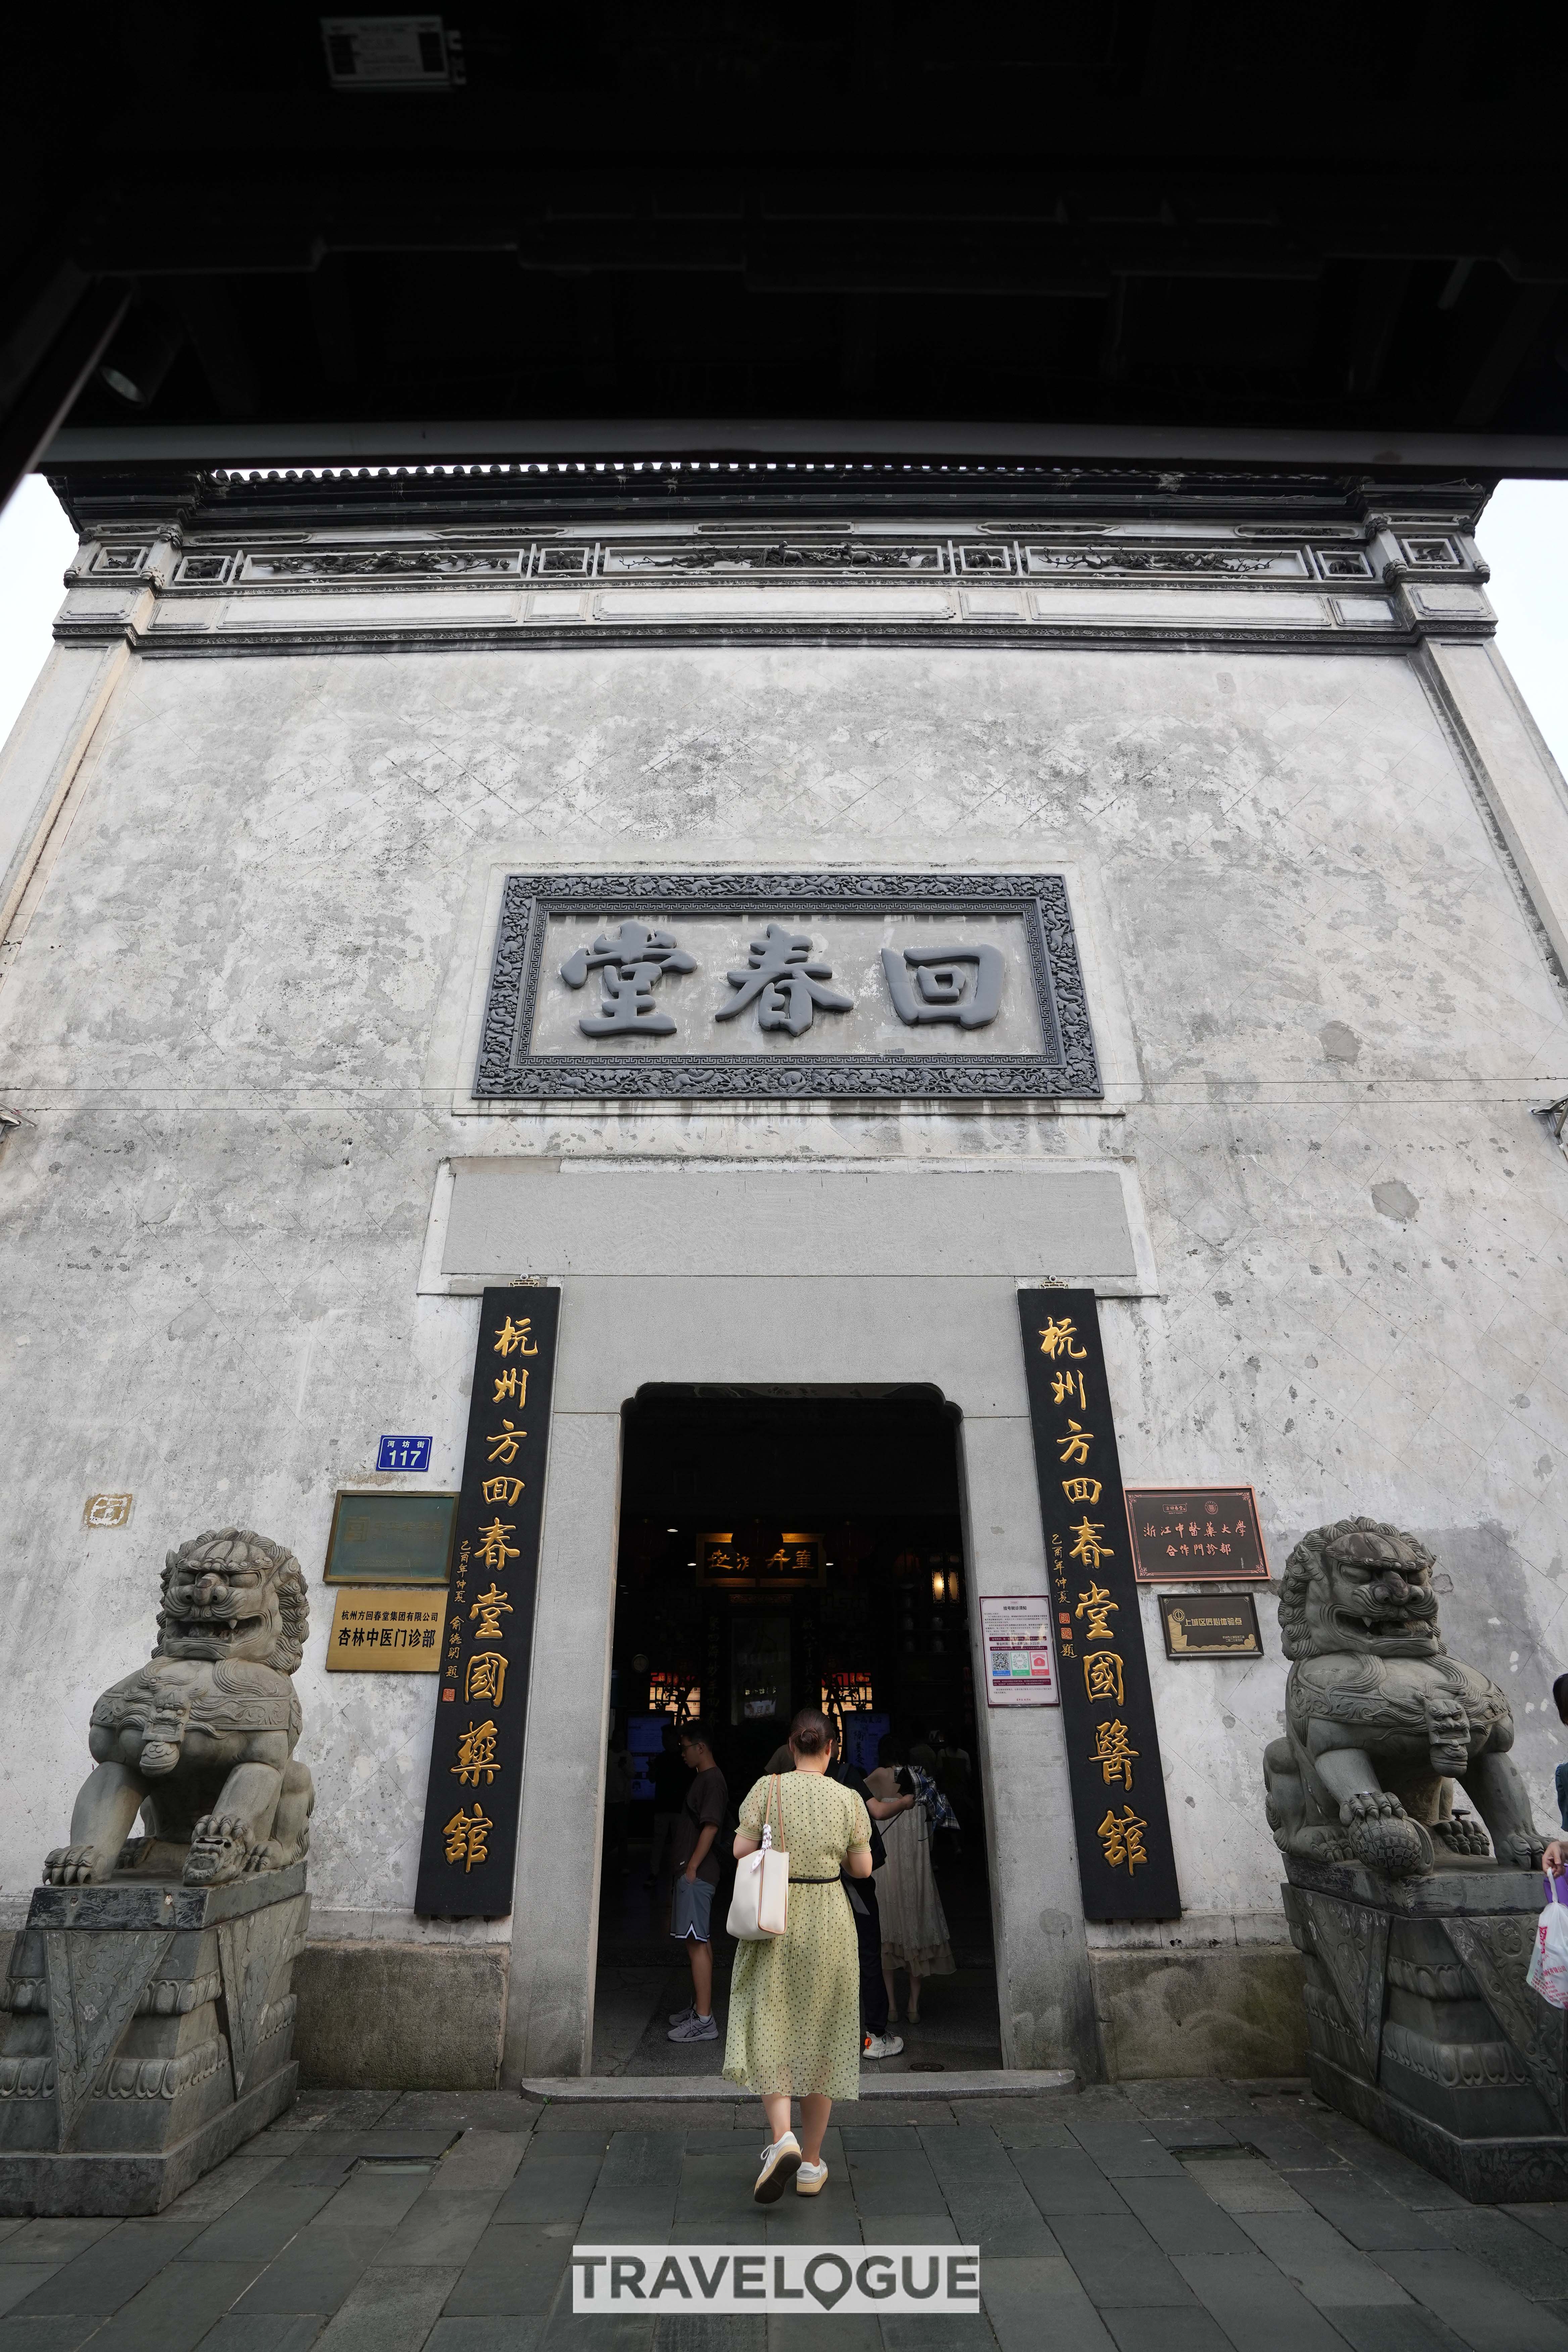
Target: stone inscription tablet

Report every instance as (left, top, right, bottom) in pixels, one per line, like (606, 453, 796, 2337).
(475, 873, 1100, 1100)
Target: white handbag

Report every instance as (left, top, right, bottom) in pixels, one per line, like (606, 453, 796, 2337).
(726, 1774, 790, 1941)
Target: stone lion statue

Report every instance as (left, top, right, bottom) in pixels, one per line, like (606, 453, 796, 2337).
(44, 1526, 315, 1889)
(1262, 1515, 1545, 1880)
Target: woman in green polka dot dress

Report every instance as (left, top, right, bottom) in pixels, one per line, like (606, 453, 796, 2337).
(724, 1707, 874, 2202)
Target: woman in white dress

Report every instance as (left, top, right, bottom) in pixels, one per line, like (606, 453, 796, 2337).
(865, 1735, 954, 2023)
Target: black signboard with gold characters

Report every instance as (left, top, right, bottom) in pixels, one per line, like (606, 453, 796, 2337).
(1017, 1288, 1181, 1922)
(415, 1285, 559, 1917)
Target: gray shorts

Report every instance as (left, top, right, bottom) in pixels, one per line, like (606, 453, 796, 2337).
(671, 1875, 716, 1942)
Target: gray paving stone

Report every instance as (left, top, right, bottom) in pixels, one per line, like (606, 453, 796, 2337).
(180, 2188, 341, 2264)
(848, 2216, 954, 2245)
(0, 2320, 107, 2352)
(1010, 2147, 1130, 2217)
(980, 2255, 1115, 2351)
(877, 2318, 997, 2347)
(1186, 2156, 1309, 2214)
(231, 2232, 374, 2319)
(1322, 2310, 1471, 2352)
(376, 2190, 504, 2268)
(307, 2173, 434, 2234)
(1507, 2207, 1568, 2251)
(377, 2093, 537, 2137)
(433, 2131, 530, 2193)
(442, 2226, 574, 2319)
(1101, 2311, 1234, 2352)
(193, 2319, 327, 2352)
(12, 2218, 208, 2316)
(1116, 2176, 1254, 2255)
(426, 2322, 544, 2352)
(763, 2315, 880, 2351)
(577, 2185, 678, 2241)
(1050, 2214, 1197, 2308)
(87, 2257, 264, 2352)
(0, 2237, 24, 2253)
(0, 2224, 117, 2267)
(1173, 2251, 1352, 2350)
(1233, 2119, 1346, 2171)
(913, 2125, 1058, 2256)
(600, 2135, 688, 2188)
(1292, 2179, 1453, 2254)
(650, 2318, 766, 2348)
(1150, 2120, 1243, 2152)
(0, 2282, 62, 2325)
(1374, 2250, 1568, 2351)
(168, 2159, 290, 2225)
(1434, 2207, 1567, 2300)
(538, 2311, 651, 2349)
(761, 2206, 863, 2246)
(493, 2138, 609, 2228)
(259, 2154, 360, 2193)
(1066, 2120, 1185, 2178)
(309, 2263, 459, 2352)
(1235, 2211, 1414, 2306)
(1297, 2119, 1467, 2210)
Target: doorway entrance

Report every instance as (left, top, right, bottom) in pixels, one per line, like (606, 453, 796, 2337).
(593, 1384, 1000, 2076)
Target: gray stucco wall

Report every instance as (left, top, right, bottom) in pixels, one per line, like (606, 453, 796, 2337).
(2, 572, 1565, 2082)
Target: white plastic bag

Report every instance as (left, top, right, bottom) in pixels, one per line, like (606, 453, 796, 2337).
(1528, 1875, 1568, 2008)
(726, 1775, 790, 1943)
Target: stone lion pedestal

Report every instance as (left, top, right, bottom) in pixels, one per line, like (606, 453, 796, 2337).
(1286, 1855, 1566, 2203)
(1264, 1515, 1564, 2203)
(0, 1527, 315, 2215)
(0, 1869, 308, 2215)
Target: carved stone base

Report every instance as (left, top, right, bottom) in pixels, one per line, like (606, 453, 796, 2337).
(0, 1865, 307, 2215)
(1284, 1858, 1566, 2204)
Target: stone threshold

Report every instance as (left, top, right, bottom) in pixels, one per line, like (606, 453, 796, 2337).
(521, 2068, 1076, 2102)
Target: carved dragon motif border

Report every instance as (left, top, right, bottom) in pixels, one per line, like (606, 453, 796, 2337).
(473, 871, 1102, 1101)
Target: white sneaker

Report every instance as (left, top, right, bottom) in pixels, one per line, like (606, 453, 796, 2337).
(754, 2134, 802, 2203)
(667, 2012, 718, 2043)
(669, 2003, 696, 2025)
(795, 2159, 829, 2196)
(863, 2032, 904, 2059)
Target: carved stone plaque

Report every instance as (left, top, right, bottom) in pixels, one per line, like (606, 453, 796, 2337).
(474, 873, 1101, 1101)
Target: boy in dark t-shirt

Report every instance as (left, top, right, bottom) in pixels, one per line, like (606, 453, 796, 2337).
(667, 1723, 729, 2043)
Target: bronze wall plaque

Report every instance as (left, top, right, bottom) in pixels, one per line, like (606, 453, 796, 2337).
(326, 1585, 446, 1670)
(1125, 1485, 1269, 1583)
(1159, 1592, 1264, 1659)
(324, 1490, 459, 1584)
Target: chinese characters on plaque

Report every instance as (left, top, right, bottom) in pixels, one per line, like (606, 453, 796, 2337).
(558, 917, 997, 1041)
(326, 1587, 445, 1671)
(83, 1493, 134, 1528)
(1017, 1289, 1181, 1921)
(414, 1286, 560, 1916)
(1159, 1594, 1264, 1660)
(475, 875, 1104, 1104)
(1125, 1485, 1269, 1583)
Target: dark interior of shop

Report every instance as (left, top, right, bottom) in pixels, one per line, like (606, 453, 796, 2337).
(592, 1384, 1002, 2075)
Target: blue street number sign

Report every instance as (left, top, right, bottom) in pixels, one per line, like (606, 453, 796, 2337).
(377, 1435, 432, 1473)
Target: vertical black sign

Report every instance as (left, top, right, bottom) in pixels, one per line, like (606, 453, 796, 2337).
(1018, 1288, 1182, 1922)
(415, 1285, 560, 1917)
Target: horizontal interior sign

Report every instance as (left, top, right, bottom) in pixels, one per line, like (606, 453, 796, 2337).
(474, 872, 1101, 1100)
(440, 1161, 1139, 1283)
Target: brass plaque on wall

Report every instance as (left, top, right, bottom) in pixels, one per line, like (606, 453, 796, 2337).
(326, 1586, 446, 1670)
(1158, 1593, 1263, 1660)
